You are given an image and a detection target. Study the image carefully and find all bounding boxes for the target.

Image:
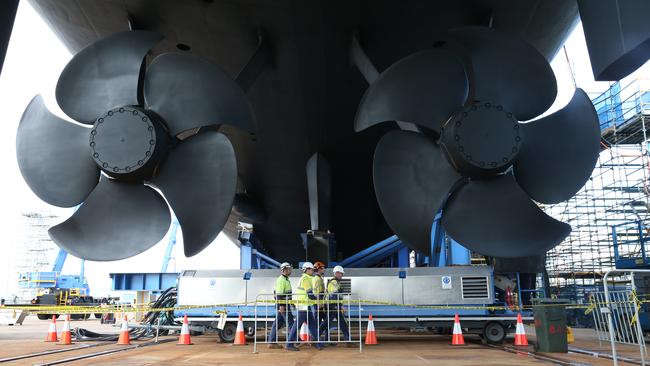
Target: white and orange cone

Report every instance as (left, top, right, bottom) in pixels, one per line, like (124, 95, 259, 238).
(59, 315, 72, 345)
(177, 315, 192, 345)
(45, 315, 58, 342)
(451, 313, 465, 345)
(117, 315, 131, 345)
(233, 314, 246, 345)
(299, 321, 310, 342)
(365, 314, 378, 345)
(514, 313, 529, 346)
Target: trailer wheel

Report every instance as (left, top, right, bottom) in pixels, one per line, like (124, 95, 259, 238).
(219, 322, 237, 343)
(246, 323, 255, 338)
(94, 314, 102, 319)
(483, 322, 506, 344)
(37, 314, 51, 320)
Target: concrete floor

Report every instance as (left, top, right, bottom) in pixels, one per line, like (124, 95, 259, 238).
(0, 316, 644, 365)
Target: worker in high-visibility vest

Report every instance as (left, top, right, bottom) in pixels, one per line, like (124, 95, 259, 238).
(312, 261, 326, 320)
(312, 261, 326, 296)
(319, 265, 351, 344)
(312, 261, 328, 340)
(286, 262, 324, 351)
(267, 262, 295, 348)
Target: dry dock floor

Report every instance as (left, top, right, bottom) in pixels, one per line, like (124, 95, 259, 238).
(0, 316, 644, 365)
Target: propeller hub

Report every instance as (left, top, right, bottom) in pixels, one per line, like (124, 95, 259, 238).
(89, 106, 168, 181)
(441, 103, 523, 176)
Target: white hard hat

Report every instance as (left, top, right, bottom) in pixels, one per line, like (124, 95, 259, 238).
(280, 262, 292, 270)
(333, 265, 345, 274)
(302, 261, 314, 270)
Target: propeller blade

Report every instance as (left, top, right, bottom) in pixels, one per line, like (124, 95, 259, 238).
(49, 178, 170, 261)
(514, 89, 600, 204)
(355, 49, 468, 133)
(16, 95, 99, 207)
(144, 53, 256, 136)
(55, 31, 162, 124)
(373, 130, 461, 254)
(152, 132, 237, 257)
(442, 175, 570, 258)
(450, 26, 557, 120)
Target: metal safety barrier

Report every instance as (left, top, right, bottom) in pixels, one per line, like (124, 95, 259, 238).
(591, 290, 641, 346)
(252, 292, 362, 353)
(595, 270, 649, 366)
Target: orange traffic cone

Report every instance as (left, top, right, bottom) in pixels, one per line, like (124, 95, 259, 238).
(117, 315, 131, 345)
(233, 314, 246, 345)
(451, 313, 465, 345)
(514, 313, 529, 346)
(59, 315, 72, 345)
(45, 315, 58, 342)
(177, 315, 192, 345)
(299, 322, 310, 341)
(365, 314, 378, 345)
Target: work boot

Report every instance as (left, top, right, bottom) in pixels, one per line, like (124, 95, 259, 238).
(267, 344, 281, 349)
(286, 344, 300, 352)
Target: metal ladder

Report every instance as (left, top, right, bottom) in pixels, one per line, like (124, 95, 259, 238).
(58, 290, 68, 306)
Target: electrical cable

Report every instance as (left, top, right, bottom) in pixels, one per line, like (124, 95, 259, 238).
(72, 287, 180, 341)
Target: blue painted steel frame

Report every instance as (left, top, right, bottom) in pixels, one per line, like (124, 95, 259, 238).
(337, 235, 406, 268)
(316, 210, 472, 269)
(430, 212, 470, 266)
(239, 230, 282, 270)
(240, 244, 281, 269)
(337, 235, 399, 267)
(240, 244, 253, 269)
(175, 304, 524, 319)
(110, 272, 179, 291)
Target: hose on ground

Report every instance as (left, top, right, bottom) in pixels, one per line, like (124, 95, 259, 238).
(73, 286, 179, 341)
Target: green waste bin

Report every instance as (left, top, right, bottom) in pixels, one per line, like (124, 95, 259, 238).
(532, 299, 568, 353)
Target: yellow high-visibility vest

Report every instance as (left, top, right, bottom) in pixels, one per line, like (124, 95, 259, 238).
(294, 273, 314, 310)
(274, 275, 292, 302)
(327, 278, 340, 294)
(313, 275, 325, 295)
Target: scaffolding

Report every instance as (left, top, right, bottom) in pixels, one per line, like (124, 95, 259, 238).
(13, 210, 60, 302)
(543, 78, 650, 302)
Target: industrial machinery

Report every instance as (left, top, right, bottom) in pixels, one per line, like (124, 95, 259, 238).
(18, 249, 108, 320)
(174, 265, 533, 344)
(99, 206, 545, 344)
(163, 221, 538, 344)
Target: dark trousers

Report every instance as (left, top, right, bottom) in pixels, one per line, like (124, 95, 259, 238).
(267, 305, 294, 342)
(313, 304, 326, 326)
(319, 309, 350, 341)
(287, 308, 322, 344)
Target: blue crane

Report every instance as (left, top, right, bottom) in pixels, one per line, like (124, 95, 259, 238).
(161, 219, 180, 273)
(52, 249, 85, 279)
